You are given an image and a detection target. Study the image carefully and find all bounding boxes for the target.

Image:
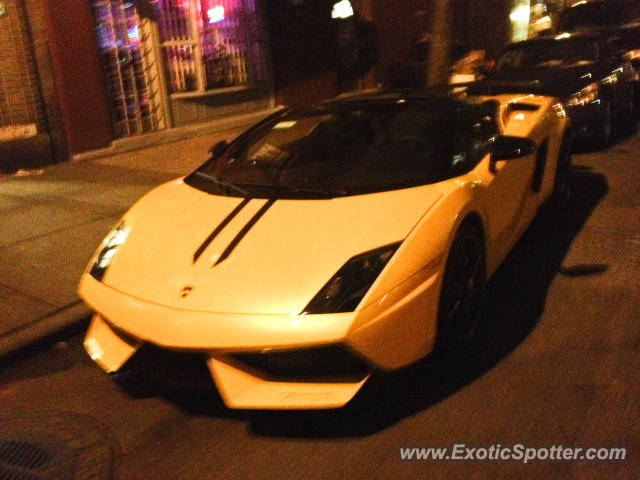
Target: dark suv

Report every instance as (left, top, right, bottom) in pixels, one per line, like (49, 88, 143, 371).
(469, 32, 635, 147)
(557, 0, 640, 33)
(557, 0, 640, 111)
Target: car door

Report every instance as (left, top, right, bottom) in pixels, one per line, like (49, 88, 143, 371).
(468, 105, 540, 270)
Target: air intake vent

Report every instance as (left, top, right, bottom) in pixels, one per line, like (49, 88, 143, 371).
(233, 344, 371, 381)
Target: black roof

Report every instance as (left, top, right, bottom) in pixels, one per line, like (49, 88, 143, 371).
(322, 87, 477, 108)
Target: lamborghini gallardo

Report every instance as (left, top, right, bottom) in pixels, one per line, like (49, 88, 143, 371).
(79, 89, 571, 409)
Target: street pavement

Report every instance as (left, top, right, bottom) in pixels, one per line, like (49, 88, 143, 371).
(0, 111, 273, 357)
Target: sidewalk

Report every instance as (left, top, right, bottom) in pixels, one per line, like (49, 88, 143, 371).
(0, 109, 275, 357)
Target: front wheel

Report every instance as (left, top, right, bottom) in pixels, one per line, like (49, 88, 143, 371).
(435, 222, 486, 352)
(550, 132, 572, 209)
(592, 100, 612, 149)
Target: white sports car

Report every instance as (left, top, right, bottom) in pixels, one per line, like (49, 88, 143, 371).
(79, 89, 570, 409)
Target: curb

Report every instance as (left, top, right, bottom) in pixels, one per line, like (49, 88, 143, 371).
(0, 302, 91, 358)
(71, 108, 281, 163)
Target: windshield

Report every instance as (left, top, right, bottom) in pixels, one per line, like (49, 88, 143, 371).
(559, 2, 639, 31)
(186, 102, 467, 198)
(496, 39, 599, 70)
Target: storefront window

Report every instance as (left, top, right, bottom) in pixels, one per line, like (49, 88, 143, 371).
(153, 0, 265, 94)
(509, 0, 553, 42)
(509, 0, 530, 42)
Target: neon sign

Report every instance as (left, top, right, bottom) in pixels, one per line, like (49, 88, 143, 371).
(331, 0, 353, 19)
(207, 6, 225, 23)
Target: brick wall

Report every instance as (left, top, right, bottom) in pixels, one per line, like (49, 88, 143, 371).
(24, 0, 68, 161)
(0, 0, 46, 131)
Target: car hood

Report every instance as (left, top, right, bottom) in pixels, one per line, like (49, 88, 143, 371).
(473, 65, 598, 100)
(103, 179, 442, 314)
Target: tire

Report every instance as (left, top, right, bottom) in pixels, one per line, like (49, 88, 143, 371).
(592, 100, 612, 149)
(621, 89, 636, 136)
(435, 222, 486, 352)
(550, 132, 572, 209)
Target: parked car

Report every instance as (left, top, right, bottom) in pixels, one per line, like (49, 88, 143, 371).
(614, 23, 640, 107)
(557, 0, 640, 112)
(557, 0, 640, 33)
(79, 89, 570, 409)
(470, 32, 635, 147)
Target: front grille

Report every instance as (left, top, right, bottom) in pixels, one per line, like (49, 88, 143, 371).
(232, 345, 371, 381)
(120, 344, 214, 389)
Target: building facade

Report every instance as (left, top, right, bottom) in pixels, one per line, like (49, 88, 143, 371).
(0, 0, 563, 172)
(1, 0, 360, 171)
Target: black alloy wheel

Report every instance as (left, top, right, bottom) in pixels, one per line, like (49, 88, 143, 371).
(435, 222, 486, 352)
(593, 99, 612, 149)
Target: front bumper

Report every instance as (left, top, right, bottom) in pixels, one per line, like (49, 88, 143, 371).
(78, 268, 441, 409)
(85, 312, 370, 409)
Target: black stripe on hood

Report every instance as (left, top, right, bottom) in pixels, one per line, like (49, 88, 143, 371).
(193, 198, 251, 263)
(214, 199, 276, 266)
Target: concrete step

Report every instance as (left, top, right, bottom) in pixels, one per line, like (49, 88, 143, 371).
(0, 133, 54, 173)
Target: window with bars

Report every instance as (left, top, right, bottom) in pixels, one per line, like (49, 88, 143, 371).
(153, 0, 266, 94)
(92, 0, 165, 137)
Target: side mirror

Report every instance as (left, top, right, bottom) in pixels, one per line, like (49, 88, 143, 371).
(490, 135, 536, 161)
(481, 59, 496, 74)
(208, 139, 228, 157)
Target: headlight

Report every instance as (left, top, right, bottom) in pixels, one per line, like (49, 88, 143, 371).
(303, 242, 401, 314)
(566, 82, 599, 107)
(89, 221, 130, 281)
(623, 50, 640, 62)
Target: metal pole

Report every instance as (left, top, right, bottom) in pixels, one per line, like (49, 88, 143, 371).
(426, 0, 452, 86)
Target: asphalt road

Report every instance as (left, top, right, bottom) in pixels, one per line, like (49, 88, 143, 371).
(1, 131, 639, 480)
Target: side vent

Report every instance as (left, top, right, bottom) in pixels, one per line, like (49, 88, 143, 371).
(532, 139, 548, 192)
(509, 102, 540, 112)
(503, 102, 540, 126)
